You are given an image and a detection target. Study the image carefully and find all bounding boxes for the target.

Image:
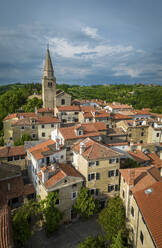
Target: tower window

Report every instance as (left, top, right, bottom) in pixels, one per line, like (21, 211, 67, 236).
(61, 99, 65, 105)
(48, 82, 52, 87)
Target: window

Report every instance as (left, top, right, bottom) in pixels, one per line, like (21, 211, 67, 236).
(115, 185, 118, 191)
(41, 124, 45, 128)
(140, 140, 143, 144)
(42, 158, 45, 163)
(48, 82, 52, 87)
(88, 173, 95, 181)
(8, 157, 13, 161)
(88, 189, 99, 196)
(96, 161, 99, 166)
(116, 169, 119, 176)
(156, 133, 160, 137)
(14, 155, 19, 160)
(88, 161, 95, 167)
(21, 155, 25, 159)
(108, 184, 114, 192)
(96, 172, 100, 180)
(51, 124, 54, 128)
(141, 132, 144, 136)
(42, 132, 46, 137)
(61, 99, 65, 105)
(129, 133, 132, 137)
(109, 158, 115, 164)
(60, 155, 64, 159)
(78, 130, 82, 135)
(66, 147, 70, 151)
(55, 199, 59, 205)
(32, 125, 35, 129)
(72, 184, 77, 187)
(116, 158, 119, 163)
(131, 206, 134, 217)
(74, 112, 78, 115)
(21, 126, 24, 130)
(32, 134, 36, 139)
(122, 190, 125, 198)
(72, 192, 77, 200)
(140, 231, 144, 245)
(108, 170, 115, 177)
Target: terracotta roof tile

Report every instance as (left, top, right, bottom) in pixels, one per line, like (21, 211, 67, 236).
(134, 182, 162, 248)
(147, 153, 162, 168)
(39, 163, 83, 189)
(3, 112, 36, 121)
(128, 150, 151, 163)
(28, 139, 63, 160)
(80, 106, 96, 112)
(57, 106, 80, 112)
(12, 116, 60, 126)
(37, 108, 54, 113)
(0, 145, 25, 158)
(113, 113, 133, 120)
(73, 138, 122, 160)
(108, 104, 133, 109)
(59, 122, 107, 140)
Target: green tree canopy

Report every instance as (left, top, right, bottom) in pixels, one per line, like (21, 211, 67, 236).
(110, 230, 127, 248)
(14, 133, 32, 146)
(40, 192, 63, 235)
(98, 196, 126, 242)
(22, 97, 43, 112)
(78, 235, 106, 248)
(122, 158, 140, 169)
(73, 187, 97, 218)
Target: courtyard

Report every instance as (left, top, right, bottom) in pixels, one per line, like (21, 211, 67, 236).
(27, 216, 103, 248)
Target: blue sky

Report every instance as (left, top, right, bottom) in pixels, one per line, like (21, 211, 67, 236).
(1, 0, 162, 85)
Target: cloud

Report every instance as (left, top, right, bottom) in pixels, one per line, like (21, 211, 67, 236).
(81, 26, 98, 39)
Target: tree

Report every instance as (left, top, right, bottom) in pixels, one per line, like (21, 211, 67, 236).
(98, 196, 126, 242)
(12, 200, 40, 247)
(122, 158, 140, 169)
(40, 192, 63, 235)
(14, 133, 32, 146)
(73, 187, 97, 218)
(22, 97, 43, 112)
(0, 136, 4, 146)
(110, 230, 127, 248)
(78, 235, 106, 248)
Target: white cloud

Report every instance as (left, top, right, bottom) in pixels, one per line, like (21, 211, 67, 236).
(49, 37, 134, 60)
(81, 26, 98, 39)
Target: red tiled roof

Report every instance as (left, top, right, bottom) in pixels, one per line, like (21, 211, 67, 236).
(28, 139, 63, 160)
(39, 163, 83, 188)
(12, 116, 60, 126)
(113, 113, 133, 120)
(37, 108, 54, 113)
(94, 111, 110, 118)
(0, 207, 13, 248)
(147, 152, 162, 168)
(73, 138, 122, 160)
(57, 106, 80, 112)
(80, 106, 96, 112)
(59, 122, 107, 140)
(3, 112, 36, 121)
(83, 112, 93, 118)
(128, 150, 151, 163)
(134, 182, 162, 248)
(0, 145, 25, 158)
(107, 142, 129, 147)
(131, 109, 151, 115)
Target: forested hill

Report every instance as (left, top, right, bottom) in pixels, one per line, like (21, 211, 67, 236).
(0, 83, 162, 133)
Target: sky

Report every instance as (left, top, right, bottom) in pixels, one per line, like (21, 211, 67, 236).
(1, 0, 162, 85)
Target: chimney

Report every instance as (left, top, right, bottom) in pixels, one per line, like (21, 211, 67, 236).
(41, 167, 49, 183)
(35, 107, 38, 115)
(80, 142, 85, 155)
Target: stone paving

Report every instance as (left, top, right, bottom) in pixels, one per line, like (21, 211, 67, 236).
(27, 216, 103, 248)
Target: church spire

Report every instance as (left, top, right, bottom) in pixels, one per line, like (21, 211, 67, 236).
(43, 47, 54, 78)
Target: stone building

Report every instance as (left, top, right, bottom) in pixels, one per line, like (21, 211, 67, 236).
(37, 163, 84, 221)
(119, 166, 162, 248)
(73, 137, 122, 208)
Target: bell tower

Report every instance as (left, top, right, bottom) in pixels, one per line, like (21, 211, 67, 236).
(42, 47, 56, 109)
